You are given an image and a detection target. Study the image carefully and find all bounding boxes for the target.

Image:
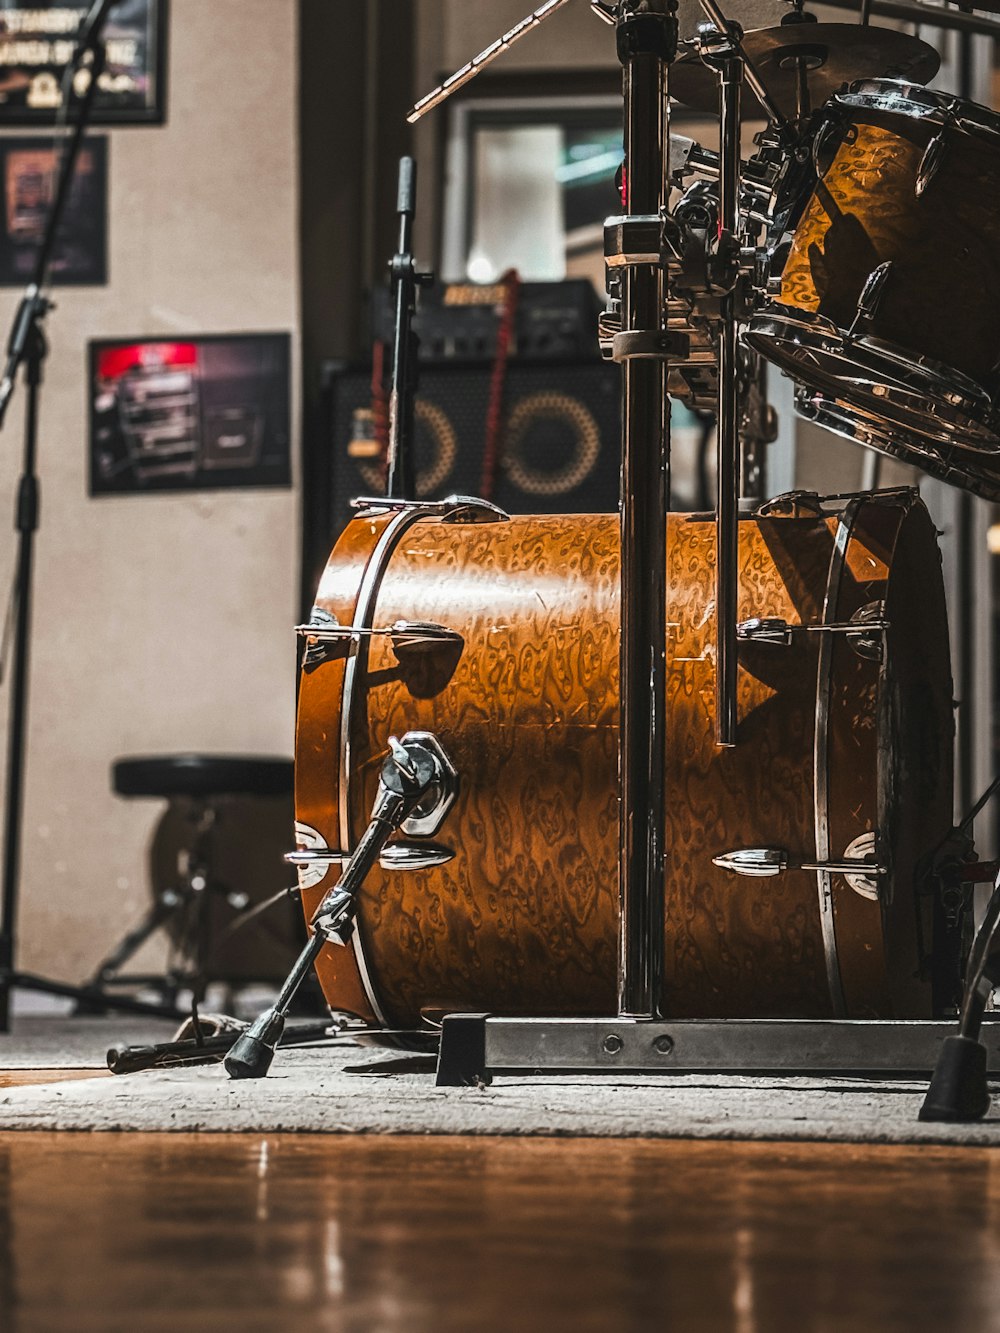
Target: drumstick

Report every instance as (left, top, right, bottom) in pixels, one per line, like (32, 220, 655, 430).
(408, 0, 572, 123)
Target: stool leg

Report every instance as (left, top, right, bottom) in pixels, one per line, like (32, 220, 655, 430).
(79, 891, 181, 992)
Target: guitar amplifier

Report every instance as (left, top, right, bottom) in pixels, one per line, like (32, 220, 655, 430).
(315, 354, 623, 537)
(370, 278, 604, 363)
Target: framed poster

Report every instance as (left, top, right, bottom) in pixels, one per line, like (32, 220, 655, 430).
(88, 333, 292, 496)
(0, 134, 107, 285)
(0, 0, 167, 125)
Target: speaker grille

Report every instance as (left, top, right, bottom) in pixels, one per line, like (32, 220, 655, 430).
(323, 358, 622, 535)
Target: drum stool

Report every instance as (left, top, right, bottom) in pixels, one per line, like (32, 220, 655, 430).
(79, 754, 294, 1013)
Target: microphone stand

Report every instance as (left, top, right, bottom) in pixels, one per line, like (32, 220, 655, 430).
(0, 2, 180, 1031)
(385, 156, 432, 499)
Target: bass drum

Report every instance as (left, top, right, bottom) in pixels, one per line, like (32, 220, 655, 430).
(294, 490, 954, 1029)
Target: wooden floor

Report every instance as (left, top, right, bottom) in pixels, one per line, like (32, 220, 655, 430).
(1, 1131, 999, 1331)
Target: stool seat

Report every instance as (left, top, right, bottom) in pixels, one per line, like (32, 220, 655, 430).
(113, 754, 294, 801)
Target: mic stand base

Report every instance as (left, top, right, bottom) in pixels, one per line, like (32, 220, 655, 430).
(0, 969, 188, 1023)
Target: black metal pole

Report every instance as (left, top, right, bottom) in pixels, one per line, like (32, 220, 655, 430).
(386, 156, 420, 500)
(0, 340, 43, 1032)
(714, 56, 741, 749)
(957, 31, 975, 823)
(616, 3, 675, 1019)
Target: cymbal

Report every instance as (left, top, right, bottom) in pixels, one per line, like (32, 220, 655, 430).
(670, 23, 940, 121)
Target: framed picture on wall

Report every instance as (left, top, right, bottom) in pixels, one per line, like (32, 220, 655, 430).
(88, 333, 292, 496)
(0, 134, 107, 285)
(0, 0, 168, 125)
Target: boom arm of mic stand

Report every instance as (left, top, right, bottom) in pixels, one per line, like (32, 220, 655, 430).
(0, 289, 48, 431)
(75, 0, 122, 64)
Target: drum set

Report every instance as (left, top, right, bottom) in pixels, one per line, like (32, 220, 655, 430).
(227, 0, 1000, 1118)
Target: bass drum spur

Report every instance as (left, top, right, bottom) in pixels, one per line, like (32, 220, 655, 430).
(294, 491, 954, 1030)
(748, 80, 1000, 460)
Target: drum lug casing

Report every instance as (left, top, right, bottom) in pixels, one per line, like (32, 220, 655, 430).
(847, 262, 893, 338)
(378, 842, 455, 871)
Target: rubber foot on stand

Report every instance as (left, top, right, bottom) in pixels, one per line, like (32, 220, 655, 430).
(919, 1035, 992, 1123)
(224, 1009, 285, 1080)
(436, 1013, 492, 1087)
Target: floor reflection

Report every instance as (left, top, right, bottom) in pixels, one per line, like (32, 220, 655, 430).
(0, 1134, 998, 1331)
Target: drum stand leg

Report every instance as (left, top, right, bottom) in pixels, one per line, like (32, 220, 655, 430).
(712, 51, 742, 749)
(225, 735, 446, 1079)
(921, 872, 1000, 1122)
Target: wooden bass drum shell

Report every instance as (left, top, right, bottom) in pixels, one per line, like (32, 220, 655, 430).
(295, 493, 953, 1027)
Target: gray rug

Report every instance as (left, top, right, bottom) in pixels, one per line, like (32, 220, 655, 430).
(3, 1037, 1000, 1145)
(0, 1015, 180, 1068)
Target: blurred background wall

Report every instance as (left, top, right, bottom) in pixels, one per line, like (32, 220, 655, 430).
(0, 0, 299, 982)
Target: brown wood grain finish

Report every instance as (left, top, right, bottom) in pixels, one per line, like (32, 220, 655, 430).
(296, 496, 952, 1028)
(780, 118, 1000, 382)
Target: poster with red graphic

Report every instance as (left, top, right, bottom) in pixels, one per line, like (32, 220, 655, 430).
(88, 333, 291, 495)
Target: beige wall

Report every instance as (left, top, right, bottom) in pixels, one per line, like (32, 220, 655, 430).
(426, 0, 787, 76)
(0, 0, 299, 984)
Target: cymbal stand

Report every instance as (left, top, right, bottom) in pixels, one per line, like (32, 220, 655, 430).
(696, 0, 789, 133)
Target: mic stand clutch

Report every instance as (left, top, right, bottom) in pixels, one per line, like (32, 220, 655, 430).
(225, 735, 447, 1079)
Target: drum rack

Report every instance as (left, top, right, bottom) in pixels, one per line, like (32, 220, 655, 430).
(420, 0, 826, 1086)
(239, 0, 1000, 1122)
(414, 0, 1000, 1109)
